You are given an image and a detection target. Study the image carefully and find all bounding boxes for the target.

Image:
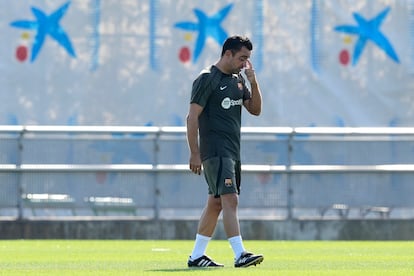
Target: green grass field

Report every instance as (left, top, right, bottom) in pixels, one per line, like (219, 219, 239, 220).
(0, 240, 413, 275)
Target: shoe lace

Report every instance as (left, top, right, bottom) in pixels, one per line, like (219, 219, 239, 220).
(237, 253, 253, 263)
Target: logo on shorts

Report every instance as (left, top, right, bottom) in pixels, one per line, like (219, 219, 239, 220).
(224, 178, 233, 187)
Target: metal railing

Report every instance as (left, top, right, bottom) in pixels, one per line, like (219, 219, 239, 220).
(1, 125, 414, 220)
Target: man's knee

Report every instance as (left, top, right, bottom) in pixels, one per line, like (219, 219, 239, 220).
(221, 193, 239, 209)
(207, 196, 222, 212)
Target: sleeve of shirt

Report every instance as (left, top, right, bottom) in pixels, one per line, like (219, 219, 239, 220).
(190, 73, 212, 107)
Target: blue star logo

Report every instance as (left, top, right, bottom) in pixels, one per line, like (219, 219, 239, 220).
(174, 4, 233, 63)
(10, 1, 76, 62)
(334, 6, 399, 66)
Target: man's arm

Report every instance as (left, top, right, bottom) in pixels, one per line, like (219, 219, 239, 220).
(186, 103, 204, 175)
(243, 60, 262, 116)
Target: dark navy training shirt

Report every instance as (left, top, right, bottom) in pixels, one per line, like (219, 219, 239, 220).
(190, 65, 251, 161)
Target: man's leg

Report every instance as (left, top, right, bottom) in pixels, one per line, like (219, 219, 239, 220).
(197, 195, 222, 236)
(221, 193, 264, 268)
(221, 193, 245, 258)
(220, 193, 240, 237)
(189, 196, 221, 260)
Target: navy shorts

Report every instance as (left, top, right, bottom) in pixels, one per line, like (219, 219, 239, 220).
(202, 157, 241, 198)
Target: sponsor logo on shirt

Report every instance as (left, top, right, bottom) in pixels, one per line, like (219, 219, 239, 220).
(221, 97, 243, 109)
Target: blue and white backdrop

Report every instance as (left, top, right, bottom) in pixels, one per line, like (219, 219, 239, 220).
(1, 0, 413, 127)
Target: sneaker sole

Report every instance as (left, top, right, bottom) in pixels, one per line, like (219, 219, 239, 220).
(188, 265, 224, 268)
(187, 255, 224, 268)
(188, 262, 224, 268)
(236, 256, 264, 268)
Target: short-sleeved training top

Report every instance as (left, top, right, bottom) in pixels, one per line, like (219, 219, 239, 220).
(190, 65, 251, 161)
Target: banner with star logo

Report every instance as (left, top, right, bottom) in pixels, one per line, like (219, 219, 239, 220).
(0, 0, 413, 127)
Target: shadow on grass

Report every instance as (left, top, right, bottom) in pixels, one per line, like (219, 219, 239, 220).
(147, 268, 224, 273)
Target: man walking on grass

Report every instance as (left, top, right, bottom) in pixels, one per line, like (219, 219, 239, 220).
(186, 35, 264, 268)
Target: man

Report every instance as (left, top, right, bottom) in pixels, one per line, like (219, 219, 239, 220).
(186, 35, 264, 268)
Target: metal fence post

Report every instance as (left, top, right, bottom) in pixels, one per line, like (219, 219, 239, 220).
(286, 130, 294, 220)
(153, 130, 161, 220)
(16, 128, 25, 221)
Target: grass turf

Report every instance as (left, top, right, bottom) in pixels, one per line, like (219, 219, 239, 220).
(0, 240, 413, 275)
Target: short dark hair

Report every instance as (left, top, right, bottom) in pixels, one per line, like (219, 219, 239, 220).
(221, 35, 253, 57)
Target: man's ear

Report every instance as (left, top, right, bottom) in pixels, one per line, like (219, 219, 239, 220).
(224, 49, 233, 57)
